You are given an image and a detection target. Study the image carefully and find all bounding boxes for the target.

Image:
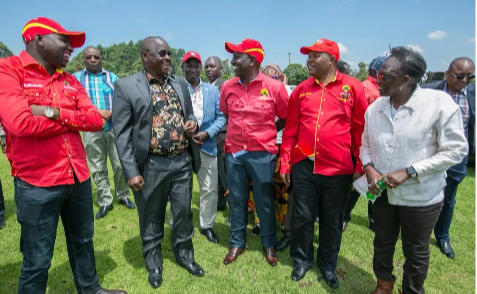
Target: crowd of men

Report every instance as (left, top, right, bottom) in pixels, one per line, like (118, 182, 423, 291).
(0, 17, 474, 294)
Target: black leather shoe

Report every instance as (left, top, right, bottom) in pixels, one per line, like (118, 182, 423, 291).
(94, 288, 128, 294)
(342, 221, 349, 232)
(181, 262, 204, 277)
(119, 197, 136, 209)
(438, 240, 455, 259)
(276, 235, 290, 251)
(321, 270, 339, 288)
(95, 205, 113, 219)
(200, 228, 219, 243)
(148, 267, 163, 289)
(291, 266, 308, 281)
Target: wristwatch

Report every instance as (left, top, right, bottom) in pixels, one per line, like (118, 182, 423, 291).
(362, 161, 374, 171)
(406, 166, 418, 178)
(44, 107, 55, 119)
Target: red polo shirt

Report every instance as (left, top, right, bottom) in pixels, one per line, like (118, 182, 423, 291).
(219, 72, 289, 155)
(280, 72, 368, 175)
(0, 51, 103, 187)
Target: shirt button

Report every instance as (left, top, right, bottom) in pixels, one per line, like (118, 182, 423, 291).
(35, 93, 39, 96)
(387, 157, 391, 160)
(65, 138, 67, 142)
(318, 125, 321, 128)
(65, 119, 68, 123)
(321, 112, 324, 115)
(317, 138, 320, 141)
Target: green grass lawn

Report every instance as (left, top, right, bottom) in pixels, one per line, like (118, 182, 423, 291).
(0, 154, 474, 294)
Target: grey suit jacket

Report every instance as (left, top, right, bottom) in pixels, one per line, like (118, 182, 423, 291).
(213, 77, 226, 90)
(112, 72, 201, 181)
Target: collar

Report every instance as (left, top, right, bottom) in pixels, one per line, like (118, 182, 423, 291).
(367, 75, 378, 86)
(238, 71, 263, 85)
(84, 68, 105, 75)
(19, 50, 64, 74)
(314, 69, 340, 87)
(187, 79, 202, 91)
(380, 86, 421, 112)
(144, 70, 171, 84)
(444, 81, 467, 96)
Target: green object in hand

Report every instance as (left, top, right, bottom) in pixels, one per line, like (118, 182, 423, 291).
(366, 177, 387, 203)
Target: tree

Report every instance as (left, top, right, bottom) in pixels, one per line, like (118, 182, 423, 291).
(283, 63, 308, 85)
(0, 42, 13, 58)
(221, 58, 234, 80)
(350, 61, 368, 82)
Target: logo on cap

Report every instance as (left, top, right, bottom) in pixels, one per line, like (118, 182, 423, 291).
(315, 39, 324, 44)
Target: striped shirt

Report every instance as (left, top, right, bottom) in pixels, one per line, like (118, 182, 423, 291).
(73, 68, 118, 130)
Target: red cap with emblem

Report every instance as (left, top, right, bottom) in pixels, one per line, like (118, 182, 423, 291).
(22, 17, 86, 48)
(182, 51, 202, 65)
(225, 38, 265, 64)
(300, 39, 340, 61)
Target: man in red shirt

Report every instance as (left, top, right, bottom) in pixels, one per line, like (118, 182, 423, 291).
(280, 39, 368, 287)
(219, 39, 289, 267)
(0, 17, 126, 294)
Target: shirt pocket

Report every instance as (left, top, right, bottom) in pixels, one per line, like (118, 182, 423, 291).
(103, 83, 113, 95)
(254, 100, 273, 122)
(23, 89, 51, 105)
(60, 89, 78, 110)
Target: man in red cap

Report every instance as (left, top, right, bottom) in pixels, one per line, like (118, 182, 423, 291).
(0, 17, 126, 294)
(173, 51, 225, 243)
(280, 39, 368, 287)
(219, 39, 289, 266)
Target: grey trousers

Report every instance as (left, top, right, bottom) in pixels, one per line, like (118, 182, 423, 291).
(134, 152, 195, 270)
(83, 129, 129, 206)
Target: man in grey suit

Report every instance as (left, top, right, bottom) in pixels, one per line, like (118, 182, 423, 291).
(422, 57, 475, 259)
(112, 37, 204, 289)
(204, 56, 228, 211)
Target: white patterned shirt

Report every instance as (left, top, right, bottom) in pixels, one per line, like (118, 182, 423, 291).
(188, 80, 204, 127)
(360, 87, 468, 207)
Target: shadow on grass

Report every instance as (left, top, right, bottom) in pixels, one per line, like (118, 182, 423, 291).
(4, 198, 16, 222)
(0, 261, 20, 294)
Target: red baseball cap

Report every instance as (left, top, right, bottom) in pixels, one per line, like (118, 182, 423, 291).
(300, 39, 340, 61)
(225, 39, 265, 64)
(182, 51, 202, 65)
(22, 17, 86, 48)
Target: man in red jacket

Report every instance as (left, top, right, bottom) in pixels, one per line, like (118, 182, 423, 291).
(0, 17, 126, 294)
(280, 38, 368, 288)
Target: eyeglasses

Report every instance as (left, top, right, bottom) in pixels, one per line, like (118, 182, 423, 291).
(377, 73, 401, 81)
(452, 73, 475, 80)
(145, 49, 172, 58)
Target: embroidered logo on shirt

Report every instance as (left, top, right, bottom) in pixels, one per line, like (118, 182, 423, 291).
(64, 81, 77, 91)
(299, 92, 312, 98)
(338, 85, 352, 101)
(23, 83, 43, 88)
(259, 89, 269, 99)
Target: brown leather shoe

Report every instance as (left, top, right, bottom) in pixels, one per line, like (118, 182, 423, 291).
(95, 288, 128, 294)
(263, 247, 277, 266)
(371, 278, 395, 294)
(223, 247, 245, 265)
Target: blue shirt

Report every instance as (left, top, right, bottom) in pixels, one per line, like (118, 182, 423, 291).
(73, 68, 118, 130)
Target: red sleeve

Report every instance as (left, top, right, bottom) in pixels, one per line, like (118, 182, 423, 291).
(0, 59, 68, 138)
(351, 81, 368, 173)
(280, 87, 300, 174)
(58, 77, 103, 132)
(219, 83, 228, 115)
(275, 84, 289, 119)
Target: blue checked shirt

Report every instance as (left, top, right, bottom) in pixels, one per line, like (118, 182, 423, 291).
(445, 82, 470, 139)
(73, 68, 118, 130)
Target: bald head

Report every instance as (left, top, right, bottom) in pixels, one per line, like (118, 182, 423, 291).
(448, 57, 474, 71)
(205, 56, 223, 83)
(141, 36, 171, 79)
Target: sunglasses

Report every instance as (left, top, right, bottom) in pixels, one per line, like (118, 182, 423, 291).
(377, 73, 401, 81)
(452, 73, 475, 80)
(145, 49, 172, 58)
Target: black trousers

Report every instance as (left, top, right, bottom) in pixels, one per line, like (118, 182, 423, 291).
(344, 190, 374, 223)
(290, 160, 352, 271)
(373, 191, 442, 294)
(0, 178, 4, 225)
(216, 128, 228, 209)
(133, 152, 195, 270)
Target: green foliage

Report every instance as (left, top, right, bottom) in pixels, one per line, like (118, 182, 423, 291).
(0, 41, 13, 58)
(283, 63, 308, 85)
(349, 61, 368, 82)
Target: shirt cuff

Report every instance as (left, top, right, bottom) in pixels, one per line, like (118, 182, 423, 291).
(280, 162, 291, 174)
(59, 108, 74, 126)
(355, 161, 363, 174)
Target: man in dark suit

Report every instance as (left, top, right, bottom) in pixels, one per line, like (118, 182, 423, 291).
(422, 57, 475, 259)
(112, 37, 204, 289)
(205, 56, 228, 211)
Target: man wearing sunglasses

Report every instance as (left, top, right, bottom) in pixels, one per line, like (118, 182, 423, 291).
(422, 57, 475, 259)
(112, 37, 203, 289)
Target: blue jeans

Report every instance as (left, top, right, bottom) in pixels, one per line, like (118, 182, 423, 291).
(434, 175, 460, 242)
(14, 177, 101, 294)
(226, 151, 276, 248)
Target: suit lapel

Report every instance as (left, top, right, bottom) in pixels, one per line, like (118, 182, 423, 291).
(136, 73, 152, 107)
(468, 84, 475, 115)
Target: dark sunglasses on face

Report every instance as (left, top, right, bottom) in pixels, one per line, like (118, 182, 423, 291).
(452, 73, 475, 80)
(377, 73, 401, 81)
(146, 49, 172, 57)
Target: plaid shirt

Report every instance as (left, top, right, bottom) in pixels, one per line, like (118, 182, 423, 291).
(74, 68, 118, 130)
(445, 82, 470, 139)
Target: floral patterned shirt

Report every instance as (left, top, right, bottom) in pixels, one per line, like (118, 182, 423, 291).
(146, 72, 189, 155)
